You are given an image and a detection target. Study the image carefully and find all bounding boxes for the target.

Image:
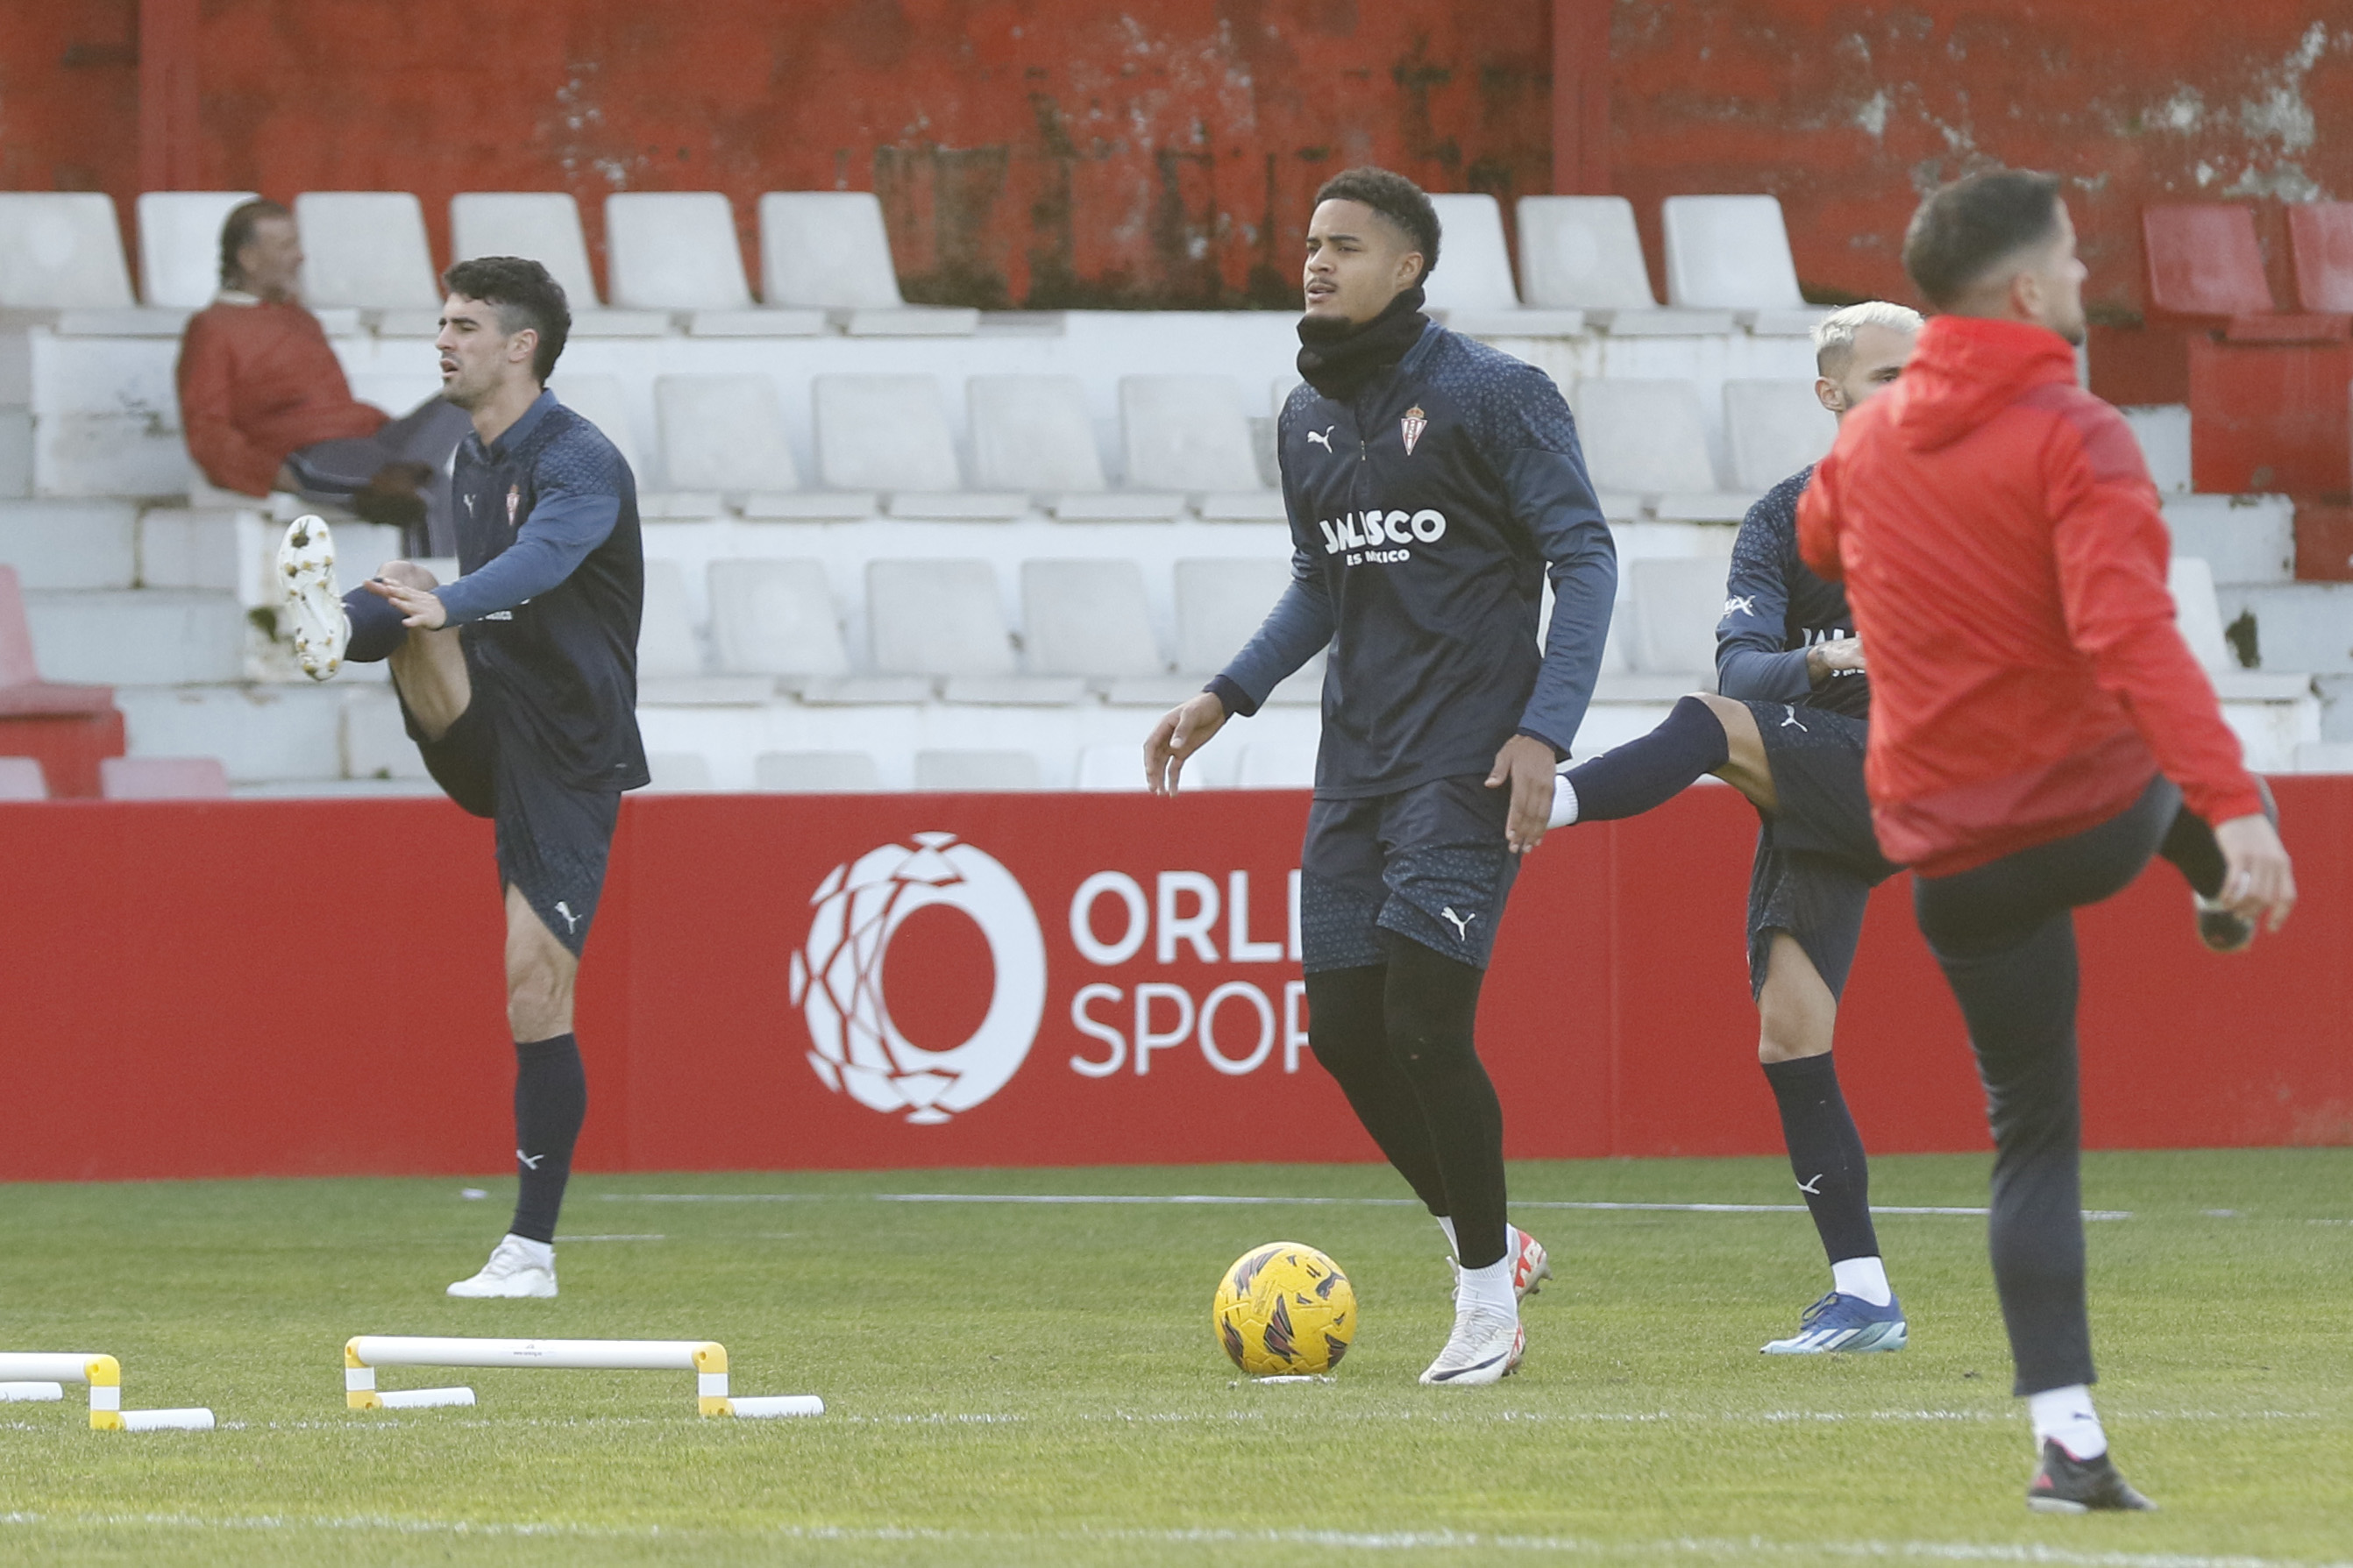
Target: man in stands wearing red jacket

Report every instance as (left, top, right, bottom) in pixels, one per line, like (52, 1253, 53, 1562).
(174, 199, 470, 553)
(1800, 170, 2296, 1514)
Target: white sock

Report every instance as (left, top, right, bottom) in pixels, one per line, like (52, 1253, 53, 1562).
(1456, 1254, 1517, 1317)
(2029, 1385, 2108, 1460)
(1831, 1255, 1892, 1307)
(1435, 1215, 1458, 1258)
(503, 1232, 553, 1268)
(1548, 776, 1580, 828)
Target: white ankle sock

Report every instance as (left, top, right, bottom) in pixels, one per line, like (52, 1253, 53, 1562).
(1456, 1255, 1517, 1316)
(1435, 1215, 1458, 1258)
(2029, 1385, 2107, 1459)
(1548, 776, 1580, 828)
(1831, 1255, 1892, 1307)
(503, 1233, 553, 1268)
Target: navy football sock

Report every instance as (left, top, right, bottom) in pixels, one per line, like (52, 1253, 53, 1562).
(1559, 695, 1731, 822)
(341, 586, 408, 663)
(510, 1033, 587, 1245)
(1762, 1051, 1880, 1266)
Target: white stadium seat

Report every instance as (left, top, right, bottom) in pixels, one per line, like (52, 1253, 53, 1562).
(1164, 557, 1321, 706)
(450, 192, 601, 304)
(656, 374, 800, 495)
(754, 750, 881, 792)
(603, 192, 752, 310)
(0, 756, 48, 800)
(99, 756, 230, 800)
(1419, 193, 1585, 336)
(707, 558, 849, 680)
(137, 191, 259, 309)
(643, 752, 717, 792)
(549, 375, 643, 476)
(1570, 379, 1754, 520)
(1236, 736, 1318, 789)
(758, 192, 977, 335)
(1515, 195, 1736, 335)
(2168, 556, 2232, 674)
(292, 192, 441, 309)
(970, 374, 1103, 490)
(1120, 376, 1277, 517)
(913, 749, 1041, 791)
(867, 559, 1016, 677)
(1020, 559, 1166, 678)
(1660, 195, 1824, 335)
(1076, 744, 1148, 791)
(636, 560, 704, 679)
(1625, 557, 1728, 677)
(815, 375, 1022, 517)
(0, 193, 136, 309)
(1722, 380, 1838, 492)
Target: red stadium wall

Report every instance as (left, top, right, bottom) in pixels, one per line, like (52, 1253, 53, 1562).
(0, 782, 2344, 1183)
(8, 3, 2351, 314)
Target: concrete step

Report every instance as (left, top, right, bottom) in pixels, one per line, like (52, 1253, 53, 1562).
(137, 506, 403, 602)
(34, 412, 193, 498)
(117, 682, 346, 782)
(22, 588, 245, 684)
(2164, 494, 2295, 585)
(2122, 405, 2190, 494)
(2214, 583, 2353, 674)
(340, 685, 430, 780)
(0, 499, 138, 587)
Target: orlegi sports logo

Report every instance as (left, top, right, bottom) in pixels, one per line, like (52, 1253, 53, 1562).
(1317, 507, 1447, 566)
(792, 833, 1047, 1125)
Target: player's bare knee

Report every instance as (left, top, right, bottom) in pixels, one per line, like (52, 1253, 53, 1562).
(506, 958, 573, 1039)
(376, 559, 440, 590)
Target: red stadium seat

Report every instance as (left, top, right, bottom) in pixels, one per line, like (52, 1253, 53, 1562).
(0, 564, 124, 798)
(98, 756, 231, 800)
(2287, 202, 2353, 314)
(2143, 204, 2277, 320)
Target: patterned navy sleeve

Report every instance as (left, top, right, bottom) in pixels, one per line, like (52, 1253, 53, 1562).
(1465, 355, 1616, 756)
(1715, 472, 1812, 702)
(1214, 385, 1334, 714)
(436, 429, 625, 626)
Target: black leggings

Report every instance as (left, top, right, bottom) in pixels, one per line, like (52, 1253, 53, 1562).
(1913, 776, 2220, 1395)
(1305, 937, 1508, 1270)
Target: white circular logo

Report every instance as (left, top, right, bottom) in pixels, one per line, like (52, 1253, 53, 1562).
(790, 833, 1047, 1125)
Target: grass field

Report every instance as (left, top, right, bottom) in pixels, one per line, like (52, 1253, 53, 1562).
(1, 1151, 2348, 1566)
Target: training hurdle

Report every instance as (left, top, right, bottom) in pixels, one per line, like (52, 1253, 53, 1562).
(0, 1352, 215, 1430)
(344, 1337, 823, 1418)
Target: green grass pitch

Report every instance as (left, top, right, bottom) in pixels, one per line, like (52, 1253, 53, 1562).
(1, 1150, 2348, 1565)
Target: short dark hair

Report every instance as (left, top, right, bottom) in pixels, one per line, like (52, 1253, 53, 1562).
(218, 198, 291, 287)
(1902, 169, 2065, 309)
(441, 256, 571, 382)
(1313, 167, 1442, 283)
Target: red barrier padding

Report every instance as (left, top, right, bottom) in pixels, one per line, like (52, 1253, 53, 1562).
(0, 782, 2344, 1182)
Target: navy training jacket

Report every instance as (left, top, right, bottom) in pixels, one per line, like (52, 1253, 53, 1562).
(1216, 322, 1617, 798)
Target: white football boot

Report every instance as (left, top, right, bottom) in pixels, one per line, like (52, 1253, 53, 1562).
(1419, 1303, 1525, 1386)
(1448, 1225, 1554, 1302)
(446, 1233, 558, 1299)
(276, 515, 347, 680)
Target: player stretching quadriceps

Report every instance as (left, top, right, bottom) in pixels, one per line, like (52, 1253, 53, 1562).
(1145, 168, 1617, 1385)
(276, 257, 648, 1298)
(1539, 302, 1921, 1355)
(1801, 170, 2295, 1512)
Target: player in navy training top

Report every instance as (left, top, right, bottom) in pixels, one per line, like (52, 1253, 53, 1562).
(274, 257, 643, 1300)
(1145, 168, 1617, 1387)
(1540, 302, 1921, 1352)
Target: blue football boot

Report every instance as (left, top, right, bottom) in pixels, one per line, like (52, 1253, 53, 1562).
(1760, 1290, 1907, 1353)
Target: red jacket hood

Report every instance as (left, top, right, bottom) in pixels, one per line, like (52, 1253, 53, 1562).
(1891, 316, 2079, 452)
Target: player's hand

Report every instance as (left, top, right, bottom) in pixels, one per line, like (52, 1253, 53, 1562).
(2212, 812, 2296, 932)
(366, 574, 449, 630)
(1486, 734, 1559, 855)
(1807, 636, 1865, 685)
(1146, 693, 1228, 796)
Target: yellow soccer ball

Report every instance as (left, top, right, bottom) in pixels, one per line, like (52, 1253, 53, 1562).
(1212, 1242, 1357, 1375)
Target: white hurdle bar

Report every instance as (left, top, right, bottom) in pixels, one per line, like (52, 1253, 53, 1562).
(344, 1336, 823, 1419)
(0, 1352, 215, 1431)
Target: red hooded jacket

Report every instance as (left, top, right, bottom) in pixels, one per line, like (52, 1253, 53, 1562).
(1797, 315, 2263, 877)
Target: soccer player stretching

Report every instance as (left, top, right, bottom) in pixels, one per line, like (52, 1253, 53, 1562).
(1145, 168, 1617, 1384)
(277, 257, 648, 1297)
(1800, 170, 2295, 1511)
(1541, 302, 1920, 1354)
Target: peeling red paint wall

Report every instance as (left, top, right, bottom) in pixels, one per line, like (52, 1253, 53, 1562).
(1611, 2, 2353, 317)
(4, 2, 2351, 314)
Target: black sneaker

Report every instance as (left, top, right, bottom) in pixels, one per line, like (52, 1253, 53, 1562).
(2027, 1440, 2157, 1513)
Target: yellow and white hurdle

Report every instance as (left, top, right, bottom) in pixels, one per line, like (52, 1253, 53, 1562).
(0, 1352, 214, 1430)
(343, 1336, 822, 1418)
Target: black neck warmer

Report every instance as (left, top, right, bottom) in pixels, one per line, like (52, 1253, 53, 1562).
(1296, 285, 1430, 402)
